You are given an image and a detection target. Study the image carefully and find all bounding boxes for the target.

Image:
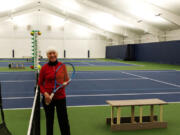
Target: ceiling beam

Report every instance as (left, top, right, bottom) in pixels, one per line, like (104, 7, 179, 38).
(0, 1, 40, 22)
(0, 1, 123, 39)
(0, 0, 140, 39)
(41, 2, 123, 39)
(76, 0, 164, 36)
(43, 1, 138, 38)
(145, 1, 180, 26)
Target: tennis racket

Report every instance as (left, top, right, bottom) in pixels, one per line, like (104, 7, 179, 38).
(47, 62, 75, 105)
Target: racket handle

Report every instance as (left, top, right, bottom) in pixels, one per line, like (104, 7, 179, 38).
(63, 82, 68, 85)
(63, 79, 71, 85)
(50, 93, 54, 99)
(46, 101, 50, 105)
(46, 93, 54, 105)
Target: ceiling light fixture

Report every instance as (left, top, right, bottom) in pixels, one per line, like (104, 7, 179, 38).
(137, 20, 143, 23)
(155, 13, 162, 16)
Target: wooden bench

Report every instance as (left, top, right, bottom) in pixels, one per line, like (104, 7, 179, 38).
(106, 98, 168, 131)
(9, 63, 25, 69)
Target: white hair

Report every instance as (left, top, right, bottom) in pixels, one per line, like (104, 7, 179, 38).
(46, 46, 58, 55)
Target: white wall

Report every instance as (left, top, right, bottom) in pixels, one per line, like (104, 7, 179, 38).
(0, 38, 31, 58)
(64, 40, 88, 58)
(121, 29, 180, 45)
(39, 38, 64, 58)
(1, 11, 180, 56)
(39, 39, 106, 58)
(0, 37, 107, 59)
(140, 34, 160, 43)
(166, 29, 180, 41)
(0, 12, 108, 58)
(0, 37, 106, 59)
(123, 34, 165, 45)
(88, 40, 106, 58)
(138, 29, 180, 44)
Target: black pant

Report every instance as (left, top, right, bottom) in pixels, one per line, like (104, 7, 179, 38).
(42, 98, 71, 135)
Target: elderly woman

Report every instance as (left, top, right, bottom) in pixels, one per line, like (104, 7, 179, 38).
(38, 47, 71, 135)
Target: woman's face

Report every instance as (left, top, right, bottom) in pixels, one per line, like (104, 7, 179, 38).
(47, 51, 57, 62)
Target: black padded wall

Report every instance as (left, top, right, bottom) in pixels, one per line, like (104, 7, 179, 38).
(135, 40, 180, 64)
(106, 45, 135, 61)
(106, 45, 128, 60)
(12, 49, 15, 58)
(124, 45, 136, 61)
(64, 50, 66, 58)
(106, 40, 180, 64)
(88, 50, 90, 58)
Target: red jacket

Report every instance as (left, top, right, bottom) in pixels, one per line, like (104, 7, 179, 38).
(38, 61, 68, 99)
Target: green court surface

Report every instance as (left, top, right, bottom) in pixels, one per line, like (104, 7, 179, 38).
(0, 67, 33, 72)
(4, 103, 180, 135)
(4, 109, 31, 135)
(0, 59, 180, 72)
(0, 61, 28, 62)
(2, 59, 180, 135)
(0, 60, 97, 63)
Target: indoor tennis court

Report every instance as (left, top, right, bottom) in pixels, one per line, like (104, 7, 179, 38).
(0, 0, 180, 135)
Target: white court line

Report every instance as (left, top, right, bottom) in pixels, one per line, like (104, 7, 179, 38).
(68, 87, 180, 92)
(4, 106, 108, 110)
(127, 70, 177, 73)
(73, 78, 146, 81)
(4, 102, 180, 110)
(66, 101, 180, 108)
(2, 97, 34, 100)
(0, 72, 34, 74)
(4, 108, 32, 110)
(84, 62, 95, 66)
(1, 80, 35, 82)
(121, 71, 180, 88)
(3, 91, 180, 100)
(75, 70, 177, 73)
(75, 70, 123, 73)
(68, 104, 108, 108)
(67, 92, 180, 97)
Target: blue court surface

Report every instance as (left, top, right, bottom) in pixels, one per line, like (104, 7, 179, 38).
(0, 61, 136, 67)
(0, 58, 97, 61)
(1, 70, 180, 109)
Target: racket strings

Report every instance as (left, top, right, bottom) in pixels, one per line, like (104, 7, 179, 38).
(56, 68, 65, 82)
(54, 63, 75, 91)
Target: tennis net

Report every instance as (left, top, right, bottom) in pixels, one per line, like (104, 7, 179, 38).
(27, 72, 40, 135)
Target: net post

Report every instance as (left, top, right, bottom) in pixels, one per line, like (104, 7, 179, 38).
(27, 71, 40, 135)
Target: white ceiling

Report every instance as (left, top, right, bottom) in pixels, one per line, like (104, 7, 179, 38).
(0, 0, 180, 38)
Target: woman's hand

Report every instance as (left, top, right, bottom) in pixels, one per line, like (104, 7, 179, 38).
(44, 92, 52, 105)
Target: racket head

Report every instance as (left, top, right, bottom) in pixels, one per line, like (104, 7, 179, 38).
(64, 63, 75, 81)
(55, 62, 75, 86)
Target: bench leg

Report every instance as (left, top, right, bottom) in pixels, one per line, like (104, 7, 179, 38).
(117, 107, 121, 125)
(139, 106, 143, 123)
(160, 105, 163, 122)
(131, 106, 135, 123)
(111, 106, 114, 125)
(150, 105, 154, 122)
